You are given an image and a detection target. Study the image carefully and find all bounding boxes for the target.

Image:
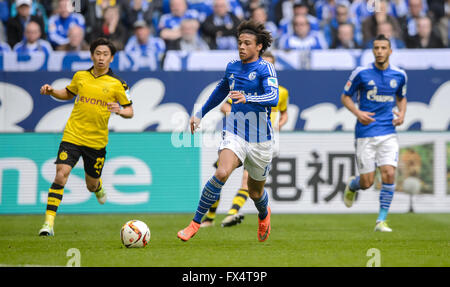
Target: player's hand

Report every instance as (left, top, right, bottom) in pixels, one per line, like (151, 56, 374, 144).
(107, 102, 121, 114)
(357, 111, 376, 125)
(392, 111, 405, 126)
(190, 115, 201, 134)
(229, 91, 246, 104)
(40, 84, 54, 95)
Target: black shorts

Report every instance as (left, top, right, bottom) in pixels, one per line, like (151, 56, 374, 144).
(55, 141, 107, 178)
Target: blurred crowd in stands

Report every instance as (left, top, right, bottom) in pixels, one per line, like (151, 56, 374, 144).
(0, 0, 448, 59)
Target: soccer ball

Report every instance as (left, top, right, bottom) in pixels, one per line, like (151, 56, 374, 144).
(120, 220, 151, 248)
(402, 176, 422, 195)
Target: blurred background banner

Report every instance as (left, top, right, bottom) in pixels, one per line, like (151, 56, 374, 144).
(1, 69, 449, 133)
(0, 133, 200, 214)
(1, 132, 449, 214)
(202, 132, 450, 214)
(397, 143, 434, 194)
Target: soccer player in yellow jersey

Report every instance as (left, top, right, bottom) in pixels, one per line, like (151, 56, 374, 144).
(38, 38, 134, 236)
(201, 51, 289, 228)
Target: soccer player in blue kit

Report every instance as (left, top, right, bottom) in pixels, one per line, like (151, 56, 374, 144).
(341, 35, 407, 232)
(177, 20, 278, 242)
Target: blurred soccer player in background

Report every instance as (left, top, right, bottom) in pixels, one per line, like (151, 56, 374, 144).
(178, 20, 278, 242)
(200, 50, 289, 228)
(341, 34, 407, 232)
(38, 38, 134, 236)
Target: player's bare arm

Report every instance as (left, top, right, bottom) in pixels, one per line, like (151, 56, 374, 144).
(393, 96, 407, 126)
(279, 110, 288, 130)
(107, 102, 134, 118)
(341, 93, 375, 125)
(190, 115, 201, 134)
(40, 84, 74, 100)
(220, 102, 232, 115)
(229, 91, 247, 104)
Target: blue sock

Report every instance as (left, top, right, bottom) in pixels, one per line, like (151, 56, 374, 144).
(377, 183, 395, 222)
(349, 176, 361, 191)
(193, 176, 224, 224)
(254, 189, 269, 220)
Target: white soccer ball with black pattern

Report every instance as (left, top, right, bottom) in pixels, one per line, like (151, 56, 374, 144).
(120, 220, 150, 248)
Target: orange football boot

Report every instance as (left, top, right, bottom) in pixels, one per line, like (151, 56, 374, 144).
(177, 221, 200, 242)
(257, 207, 271, 242)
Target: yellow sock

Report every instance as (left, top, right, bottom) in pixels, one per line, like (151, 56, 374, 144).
(205, 199, 220, 220)
(228, 189, 249, 215)
(45, 183, 64, 227)
(44, 213, 55, 227)
(95, 178, 103, 193)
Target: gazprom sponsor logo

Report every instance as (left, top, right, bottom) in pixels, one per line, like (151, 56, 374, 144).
(367, 94, 394, 102)
(366, 86, 394, 102)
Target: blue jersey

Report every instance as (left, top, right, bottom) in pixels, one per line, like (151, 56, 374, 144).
(343, 63, 407, 138)
(0, 42, 11, 52)
(197, 57, 279, 143)
(158, 10, 199, 31)
(48, 13, 85, 46)
(278, 31, 328, 50)
(13, 39, 53, 56)
(186, 0, 244, 21)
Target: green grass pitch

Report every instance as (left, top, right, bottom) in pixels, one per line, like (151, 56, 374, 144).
(0, 213, 449, 267)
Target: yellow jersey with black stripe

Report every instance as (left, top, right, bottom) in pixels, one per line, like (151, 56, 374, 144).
(270, 85, 289, 130)
(227, 84, 289, 129)
(63, 67, 132, 149)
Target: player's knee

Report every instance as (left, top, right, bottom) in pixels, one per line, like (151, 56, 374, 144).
(382, 173, 396, 185)
(55, 169, 70, 185)
(214, 168, 230, 183)
(248, 189, 263, 200)
(380, 167, 396, 184)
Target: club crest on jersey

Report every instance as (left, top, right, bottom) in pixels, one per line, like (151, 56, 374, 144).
(390, 79, 398, 88)
(248, 72, 256, 80)
(268, 77, 278, 88)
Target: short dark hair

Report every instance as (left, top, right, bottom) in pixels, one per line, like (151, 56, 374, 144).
(237, 20, 273, 56)
(89, 37, 117, 56)
(293, 0, 309, 9)
(374, 34, 391, 47)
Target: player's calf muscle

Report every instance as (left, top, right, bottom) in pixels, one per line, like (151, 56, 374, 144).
(86, 182, 99, 192)
(359, 173, 375, 190)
